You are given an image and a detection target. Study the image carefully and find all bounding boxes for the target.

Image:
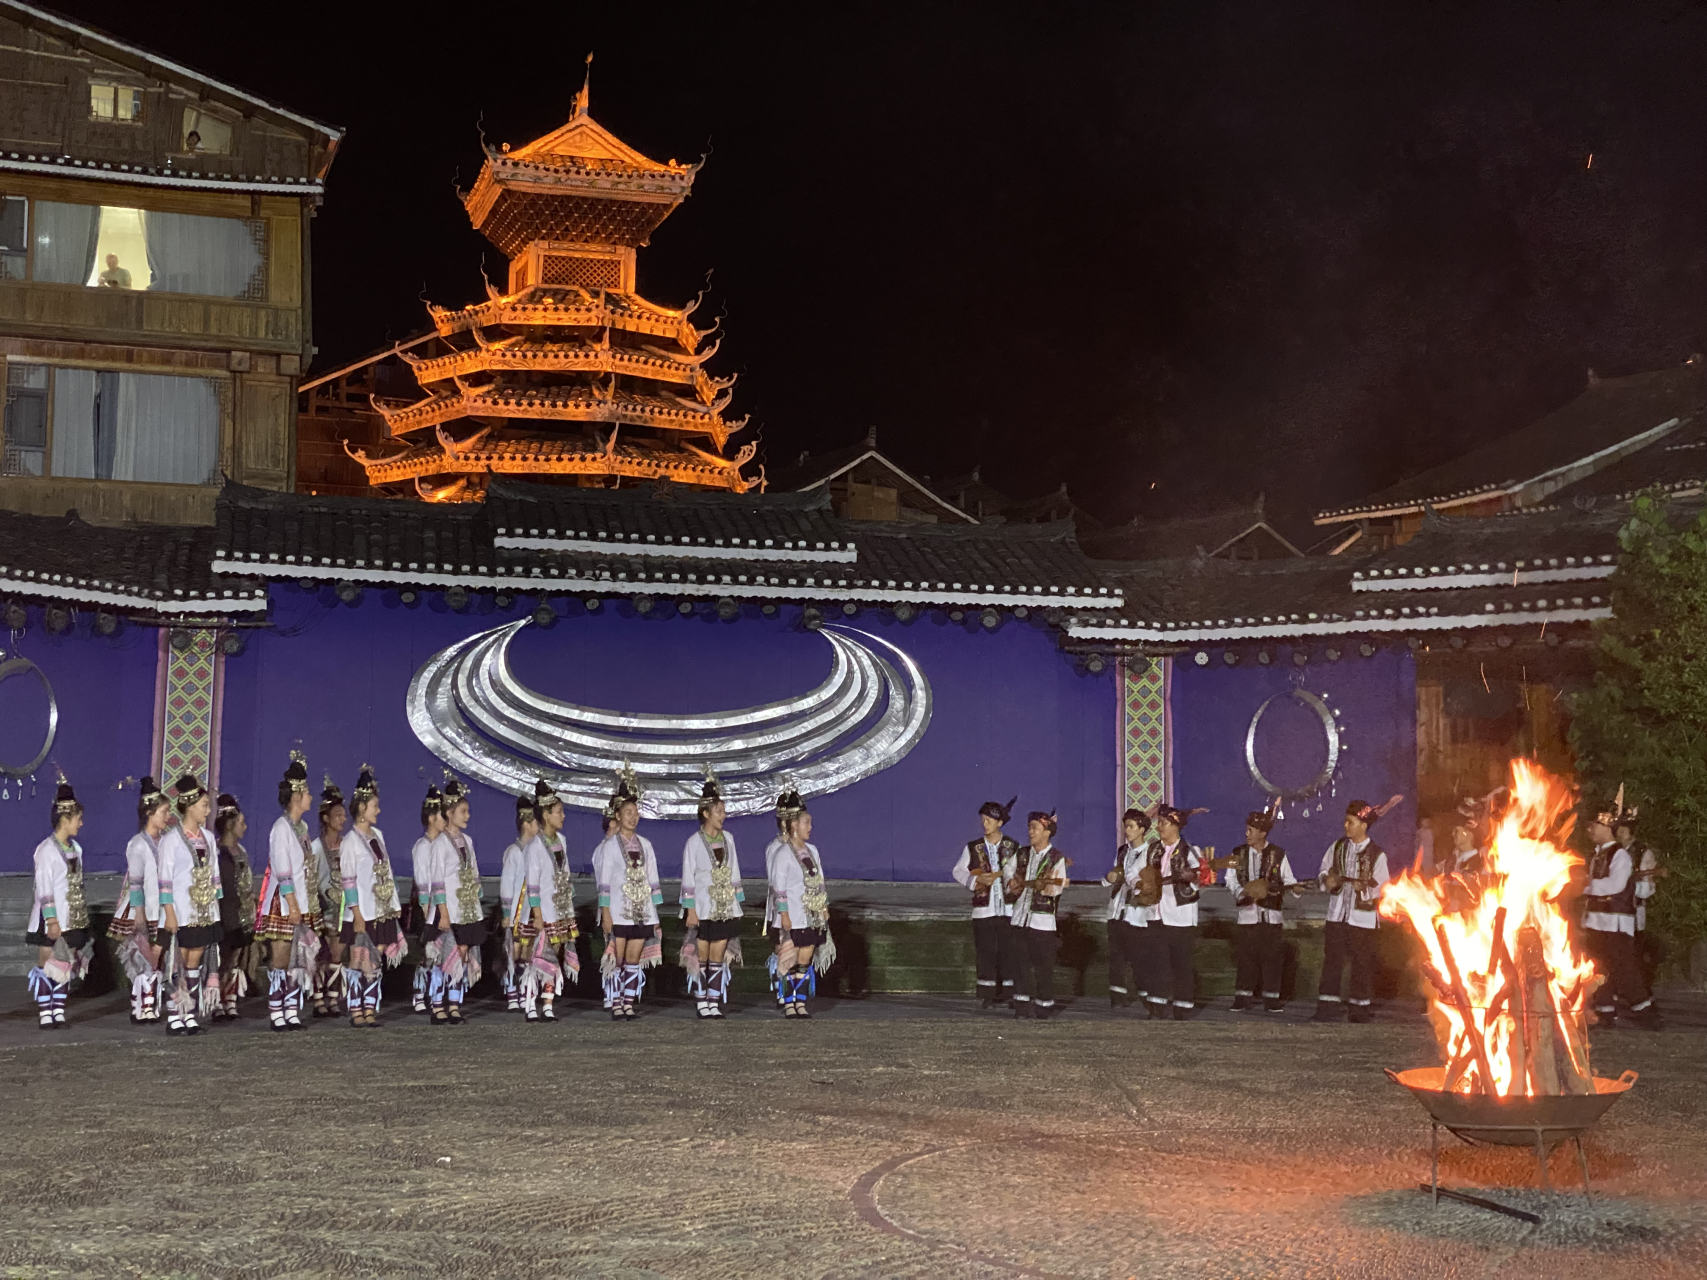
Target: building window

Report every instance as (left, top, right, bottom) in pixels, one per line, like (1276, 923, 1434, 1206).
(181, 108, 233, 155)
(2, 363, 48, 476)
(0, 363, 219, 485)
(31, 201, 266, 300)
(0, 195, 25, 281)
(89, 82, 144, 123)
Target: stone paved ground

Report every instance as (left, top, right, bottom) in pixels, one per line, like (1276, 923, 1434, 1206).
(1, 982, 1703, 1280)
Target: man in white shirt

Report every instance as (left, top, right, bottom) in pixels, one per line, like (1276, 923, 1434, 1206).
(1313, 797, 1398, 1024)
(1147, 804, 1208, 1020)
(1581, 799, 1661, 1030)
(951, 797, 1019, 1008)
(1008, 811, 1070, 1020)
(1103, 808, 1153, 1008)
(1225, 802, 1297, 1013)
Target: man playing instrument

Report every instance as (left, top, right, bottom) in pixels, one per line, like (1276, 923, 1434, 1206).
(1225, 802, 1297, 1013)
(1313, 797, 1399, 1024)
(952, 796, 1020, 1008)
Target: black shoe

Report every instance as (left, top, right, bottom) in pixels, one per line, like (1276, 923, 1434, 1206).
(1348, 1007, 1372, 1024)
(1264, 999, 1285, 1013)
(1312, 1003, 1344, 1023)
(978, 996, 993, 1009)
(1012, 1000, 1029, 1019)
(1144, 1000, 1166, 1020)
(1231, 995, 1250, 1012)
(1633, 1007, 1664, 1031)
(447, 1006, 464, 1025)
(1172, 1005, 1193, 1021)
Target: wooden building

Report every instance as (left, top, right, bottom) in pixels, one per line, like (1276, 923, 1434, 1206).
(771, 428, 977, 524)
(349, 71, 753, 500)
(0, 1, 341, 526)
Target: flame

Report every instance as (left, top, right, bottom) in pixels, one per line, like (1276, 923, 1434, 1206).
(1379, 760, 1600, 1097)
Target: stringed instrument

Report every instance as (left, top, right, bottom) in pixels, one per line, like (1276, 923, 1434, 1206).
(1237, 877, 1312, 903)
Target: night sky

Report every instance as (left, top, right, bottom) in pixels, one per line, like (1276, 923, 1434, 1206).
(57, 1, 1707, 539)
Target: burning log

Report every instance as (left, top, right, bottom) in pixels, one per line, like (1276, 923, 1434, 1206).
(1381, 760, 1602, 1100)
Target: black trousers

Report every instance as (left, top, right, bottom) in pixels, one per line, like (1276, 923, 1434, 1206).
(1235, 922, 1284, 998)
(1319, 921, 1376, 1005)
(972, 915, 1014, 993)
(1160, 924, 1196, 1007)
(1107, 919, 1141, 996)
(1584, 927, 1653, 1011)
(1014, 926, 1060, 1006)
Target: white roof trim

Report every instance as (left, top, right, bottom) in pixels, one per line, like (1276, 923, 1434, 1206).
(1314, 415, 1685, 524)
(2, 1, 343, 140)
(1067, 605, 1609, 643)
(0, 153, 323, 194)
(1353, 564, 1614, 592)
(493, 534, 857, 564)
(793, 449, 978, 524)
(217, 558, 1122, 610)
(0, 573, 266, 614)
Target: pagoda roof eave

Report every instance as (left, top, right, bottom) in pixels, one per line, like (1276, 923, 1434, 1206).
(375, 389, 739, 445)
(429, 287, 708, 351)
(355, 441, 757, 493)
(407, 340, 729, 392)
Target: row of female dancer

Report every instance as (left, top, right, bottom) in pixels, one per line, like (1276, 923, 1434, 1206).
(23, 757, 835, 1032)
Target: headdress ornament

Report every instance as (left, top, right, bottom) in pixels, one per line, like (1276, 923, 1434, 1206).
(775, 784, 806, 820)
(1595, 783, 1637, 830)
(283, 749, 310, 794)
(1345, 794, 1403, 826)
(610, 761, 642, 812)
(320, 773, 345, 808)
(700, 765, 724, 805)
(440, 769, 467, 807)
(515, 791, 537, 822)
(216, 792, 242, 819)
(52, 767, 79, 818)
(352, 764, 378, 805)
(1156, 804, 1209, 829)
(979, 795, 1017, 824)
(138, 774, 167, 810)
(1027, 808, 1058, 835)
(1246, 796, 1281, 833)
(534, 777, 561, 810)
(174, 772, 208, 812)
(421, 783, 444, 814)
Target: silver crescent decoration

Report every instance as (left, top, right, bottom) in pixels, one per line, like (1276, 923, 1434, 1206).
(407, 621, 933, 818)
(1245, 688, 1340, 801)
(0, 655, 58, 778)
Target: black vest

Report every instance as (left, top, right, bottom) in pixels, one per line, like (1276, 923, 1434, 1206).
(1585, 844, 1638, 917)
(1147, 839, 1199, 906)
(1330, 838, 1384, 911)
(966, 836, 1016, 909)
(1023, 846, 1064, 916)
(1232, 842, 1287, 913)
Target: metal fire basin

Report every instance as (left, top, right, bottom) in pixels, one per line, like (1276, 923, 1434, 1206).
(1386, 1066, 1638, 1147)
(1386, 1066, 1639, 1215)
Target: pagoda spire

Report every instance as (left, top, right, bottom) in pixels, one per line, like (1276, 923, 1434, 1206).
(573, 52, 592, 119)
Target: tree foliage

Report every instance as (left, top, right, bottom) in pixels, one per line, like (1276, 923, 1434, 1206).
(1570, 493, 1707, 966)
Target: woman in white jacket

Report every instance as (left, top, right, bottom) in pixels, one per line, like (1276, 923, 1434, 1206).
(681, 775, 743, 1019)
(408, 784, 445, 1014)
(157, 774, 221, 1036)
(25, 781, 88, 1029)
(338, 766, 403, 1027)
(110, 776, 169, 1023)
(593, 771, 661, 1021)
(766, 788, 833, 1019)
(426, 776, 484, 1026)
(256, 754, 315, 1032)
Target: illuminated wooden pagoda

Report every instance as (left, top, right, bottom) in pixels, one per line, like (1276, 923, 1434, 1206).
(350, 69, 756, 500)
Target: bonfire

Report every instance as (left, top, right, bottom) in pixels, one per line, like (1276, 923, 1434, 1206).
(1380, 760, 1602, 1098)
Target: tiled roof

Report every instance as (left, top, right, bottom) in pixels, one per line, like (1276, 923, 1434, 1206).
(0, 509, 264, 614)
(1316, 361, 1707, 522)
(1548, 413, 1707, 505)
(486, 479, 849, 562)
(0, 151, 326, 195)
(210, 482, 1120, 608)
(1348, 505, 1629, 591)
(1082, 501, 1301, 560)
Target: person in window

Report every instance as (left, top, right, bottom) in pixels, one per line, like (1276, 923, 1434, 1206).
(185, 129, 202, 153)
(25, 781, 89, 1030)
(213, 793, 254, 1021)
(158, 775, 222, 1037)
(97, 253, 132, 289)
(110, 776, 169, 1023)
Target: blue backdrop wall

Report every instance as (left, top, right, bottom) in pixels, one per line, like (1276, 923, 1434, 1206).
(1168, 646, 1419, 874)
(210, 586, 1118, 883)
(0, 605, 159, 872)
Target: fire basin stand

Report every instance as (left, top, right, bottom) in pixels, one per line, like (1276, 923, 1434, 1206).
(1386, 1066, 1639, 1221)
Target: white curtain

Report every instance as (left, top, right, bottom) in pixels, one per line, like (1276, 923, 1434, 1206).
(144, 210, 262, 298)
(48, 368, 97, 479)
(32, 202, 100, 285)
(110, 373, 219, 484)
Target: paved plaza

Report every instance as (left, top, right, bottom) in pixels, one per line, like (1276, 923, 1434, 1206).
(1, 983, 1704, 1280)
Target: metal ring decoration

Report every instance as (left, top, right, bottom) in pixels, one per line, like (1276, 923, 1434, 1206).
(0, 655, 58, 778)
(408, 620, 933, 817)
(1244, 687, 1339, 801)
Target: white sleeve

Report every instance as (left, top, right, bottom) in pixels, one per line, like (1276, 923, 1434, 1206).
(680, 835, 698, 910)
(1370, 853, 1391, 886)
(951, 845, 975, 890)
(1317, 846, 1336, 879)
(1280, 856, 1298, 886)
